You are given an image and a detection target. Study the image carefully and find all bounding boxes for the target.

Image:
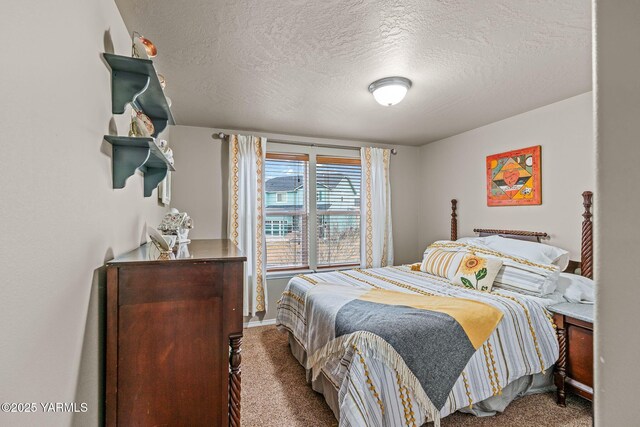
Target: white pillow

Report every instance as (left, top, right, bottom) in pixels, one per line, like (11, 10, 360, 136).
(480, 235, 570, 271)
(492, 258, 560, 296)
(559, 273, 595, 304)
(423, 240, 460, 256)
(456, 236, 491, 246)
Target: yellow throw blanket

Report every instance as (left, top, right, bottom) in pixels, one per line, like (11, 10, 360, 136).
(359, 288, 503, 349)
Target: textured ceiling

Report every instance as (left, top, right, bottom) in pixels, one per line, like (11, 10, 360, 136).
(114, 0, 591, 146)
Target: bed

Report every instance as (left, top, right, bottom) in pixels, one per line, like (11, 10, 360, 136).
(276, 192, 594, 426)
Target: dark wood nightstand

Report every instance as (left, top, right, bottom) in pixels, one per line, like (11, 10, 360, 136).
(549, 303, 594, 406)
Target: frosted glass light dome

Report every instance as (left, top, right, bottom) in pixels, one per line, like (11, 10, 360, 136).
(368, 77, 412, 106)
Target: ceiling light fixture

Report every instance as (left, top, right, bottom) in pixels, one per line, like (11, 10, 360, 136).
(368, 76, 412, 106)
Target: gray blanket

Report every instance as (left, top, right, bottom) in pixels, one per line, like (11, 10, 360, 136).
(305, 284, 504, 419)
(336, 299, 476, 410)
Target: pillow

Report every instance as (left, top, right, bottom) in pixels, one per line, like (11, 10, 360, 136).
(481, 235, 570, 271)
(492, 261, 560, 296)
(420, 248, 466, 279)
(558, 273, 595, 304)
(422, 240, 457, 256)
(425, 240, 561, 296)
(456, 236, 490, 245)
(452, 253, 503, 292)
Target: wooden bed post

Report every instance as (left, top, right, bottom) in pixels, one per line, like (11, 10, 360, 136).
(554, 190, 595, 407)
(581, 191, 594, 279)
(451, 199, 458, 241)
(229, 334, 242, 427)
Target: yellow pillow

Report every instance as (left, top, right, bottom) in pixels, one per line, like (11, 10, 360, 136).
(421, 248, 466, 279)
(452, 253, 503, 292)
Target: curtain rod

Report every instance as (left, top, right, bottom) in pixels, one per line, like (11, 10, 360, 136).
(211, 132, 398, 155)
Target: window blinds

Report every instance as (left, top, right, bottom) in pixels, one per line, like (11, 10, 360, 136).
(264, 153, 309, 270)
(315, 156, 361, 268)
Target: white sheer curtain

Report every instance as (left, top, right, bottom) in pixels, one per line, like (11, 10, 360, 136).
(360, 147, 393, 268)
(228, 134, 267, 316)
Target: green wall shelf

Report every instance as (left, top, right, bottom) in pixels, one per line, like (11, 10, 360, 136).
(103, 53, 175, 137)
(104, 136, 176, 197)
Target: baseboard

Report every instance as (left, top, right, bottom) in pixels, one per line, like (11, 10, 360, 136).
(243, 318, 277, 328)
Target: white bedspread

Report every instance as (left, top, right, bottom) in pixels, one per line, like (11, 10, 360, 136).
(276, 266, 559, 426)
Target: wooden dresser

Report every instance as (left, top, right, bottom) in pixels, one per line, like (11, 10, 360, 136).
(106, 239, 246, 426)
(549, 303, 594, 406)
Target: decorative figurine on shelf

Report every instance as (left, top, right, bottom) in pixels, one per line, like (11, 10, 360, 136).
(158, 208, 194, 244)
(129, 108, 154, 137)
(155, 139, 169, 151)
(157, 73, 166, 89)
(154, 139, 174, 165)
(164, 148, 174, 166)
(131, 31, 157, 59)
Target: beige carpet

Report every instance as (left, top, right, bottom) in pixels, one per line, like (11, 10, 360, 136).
(242, 326, 592, 426)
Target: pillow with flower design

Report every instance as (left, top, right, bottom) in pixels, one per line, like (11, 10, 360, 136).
(452, 253, 503, 292)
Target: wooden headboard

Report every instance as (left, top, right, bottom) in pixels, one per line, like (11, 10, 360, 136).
(449, 191, 593, 278)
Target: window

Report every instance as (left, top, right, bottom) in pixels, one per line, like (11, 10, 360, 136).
(264, 150, 361, 272)
(265, 153, 309, 270)
(316, 156, 361, 268)
(265, 220, 290, 236)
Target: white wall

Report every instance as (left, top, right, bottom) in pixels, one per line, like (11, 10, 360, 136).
(594, 1, 640, 425)
(169, 126, 229, 240)
(418, 92, 594, 259)
(0, 1, 167, 425)
(169, 126, 422, 323)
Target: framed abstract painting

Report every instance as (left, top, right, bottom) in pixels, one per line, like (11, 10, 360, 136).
(486, 145, 541, 206)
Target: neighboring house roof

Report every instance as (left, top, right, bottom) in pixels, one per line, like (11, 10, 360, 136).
(317, 173, 350, 191)
(265, 173, 354, 193)
(265, 175, 303, 192)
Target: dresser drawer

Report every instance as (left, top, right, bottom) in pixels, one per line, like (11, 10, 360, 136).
(119, 262, 223, 305)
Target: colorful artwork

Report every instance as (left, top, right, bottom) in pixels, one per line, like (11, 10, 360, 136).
(486, 145, 541, 206)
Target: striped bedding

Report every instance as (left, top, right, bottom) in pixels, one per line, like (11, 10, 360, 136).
(425, 241, 561, 296)
(276, 265, 559, 426)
